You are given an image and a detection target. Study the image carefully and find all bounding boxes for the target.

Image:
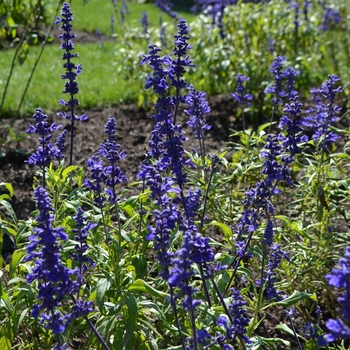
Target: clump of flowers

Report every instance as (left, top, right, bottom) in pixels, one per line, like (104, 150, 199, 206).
(84, 117, 127, 208)
(303, 75, 343, 149)
(185, 84, 211, 161)
(325, 246, 350, 342)
(26, 108, 65, 187)
(26, 186, 78, 338)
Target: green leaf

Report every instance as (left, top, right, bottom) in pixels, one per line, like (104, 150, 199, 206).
(13, 308, 29, 335)
(275, 291, 317, 308)
(0, 298, 12, 314)
(128, 279, 168, 298)
(304, 339, 318, 350)
(62, 165, 78, 180)
(10, 250, 25, 277)
(275, 215, 291, 226)
(0, 323, 13, 349)
(257, 122, 271, 133)
(206, 221, 232, 240)
(0, 199, 17, 225)
(139, 300, 164, 318)
(0, 183, 14, 197)
(0, 273, 8, 300)
(96, 278, 112, 311)
(275, 323, 306, 342)
(123, 293, 138, 350)
(330, 153, 349, 159)
(262, 337, 291, 347)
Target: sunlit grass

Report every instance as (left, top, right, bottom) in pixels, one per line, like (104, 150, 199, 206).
(0, 41, 141, 117)
(70, 0, 194, 35)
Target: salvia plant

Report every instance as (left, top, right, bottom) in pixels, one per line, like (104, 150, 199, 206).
(1, 2, 350, 350)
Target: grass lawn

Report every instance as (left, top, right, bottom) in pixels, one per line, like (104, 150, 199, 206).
(0, 1, 195, 118)
(70, 0, 194, 35)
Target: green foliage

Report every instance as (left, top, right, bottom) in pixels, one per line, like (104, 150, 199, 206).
(0, 0, 57, 47)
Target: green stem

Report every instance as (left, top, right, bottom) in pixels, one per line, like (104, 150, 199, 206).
(16, 0, 64, 116)
(0, 1, 40, 114)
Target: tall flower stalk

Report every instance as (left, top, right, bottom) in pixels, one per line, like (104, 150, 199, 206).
(232, 73, 252, 130)
(84, 118, 127, 242)
(139, 20, 217, 349)
(55, 2, 88, 165)
(26, 108, 65, 188)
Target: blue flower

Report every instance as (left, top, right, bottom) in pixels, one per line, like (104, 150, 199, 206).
(84, 155, 106, 207)
(325, 246, 350, 342)
(169, 19, 194, 96)
(55, 3, 87, 122)
(55, 2, 88, 165)
(141, 44, 170, 97)
(26, 108, 63, 168)
(26, 186, 78, 334)
(319, 7, 341, 31)
(264, 56, 287, 105)
(141, 11, 149, 35)
(227, 288, 251, 344)
(283, 66, 299, 99)
(304, 322, 328, 347)
(216, 315, 228, 328)
(85, 118, 127, 205)
(185, 85, 211, 140)
(232, 74, 252, 107)
(55, 129, 67, 161)
(262, 220, 274, 246)
(265, 243, 290, 301)
(154, 0, 178, 19)
(325, 319, 350, 342)
(70, 207, 96, 278)
(278, 95, 308, 161)
(303, 75, 343, 147)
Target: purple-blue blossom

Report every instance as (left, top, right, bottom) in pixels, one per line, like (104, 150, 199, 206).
(55, 129, 67, 160)
(303, 75, 343, 147)
(185, 85, 211, 159)
(232, 73, 252, 107)
(55, 2, 87, 165)
(26, 186, 78, 334)
(264, 56, 287, 105)
(185, 85, 211, 138)
(319, 7, 341, 31)
(278, 95, 308, 162)
(70, 207, 97, 279)
(304, 322, 328, 347)
(55, 2, 87, 122)
(26, 108, 63, 168)
(261, 134, 293, 185)
(283, 66, 299, 99)
(262, 220, 274, 246)
(325, 319, 350, 342)
(227, 288, 251, 344)
(85, 118, 127, 205)
(141, 11, 149, 35)
(169, 19, 194, 103)
(325, 246, 350, 342)
(264, 243, 290, 301)
(154, 0, 177, 19)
